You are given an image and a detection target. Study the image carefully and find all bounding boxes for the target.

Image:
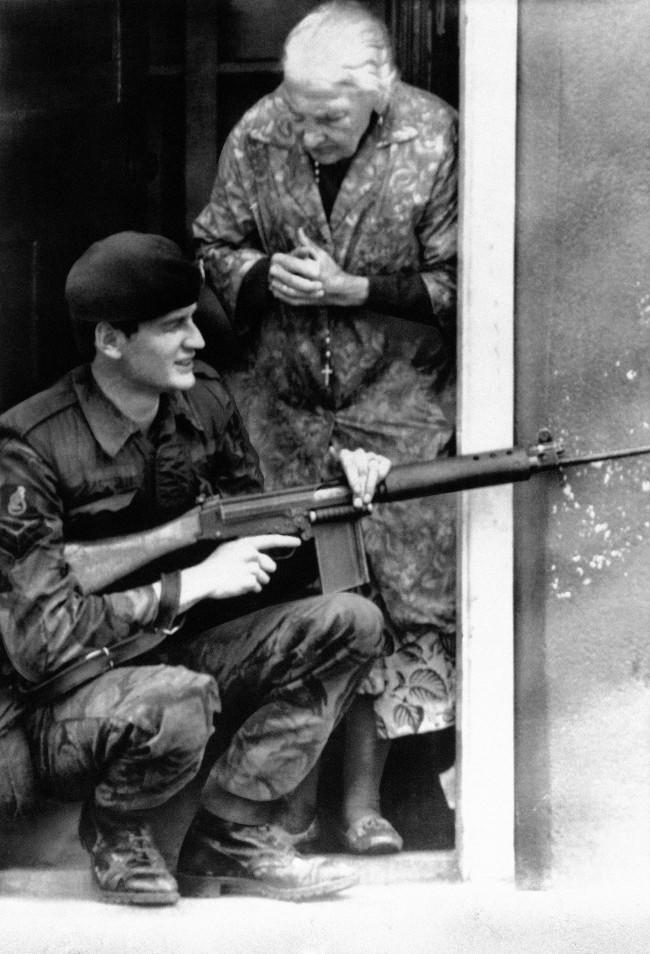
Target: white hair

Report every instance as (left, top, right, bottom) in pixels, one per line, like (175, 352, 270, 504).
(282, 1, 398, 111)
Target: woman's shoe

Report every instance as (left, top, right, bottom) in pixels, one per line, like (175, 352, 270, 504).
(337, 813, 403, 855)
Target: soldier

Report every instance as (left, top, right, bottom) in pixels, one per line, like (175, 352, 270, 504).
(0, 232, 387, 905)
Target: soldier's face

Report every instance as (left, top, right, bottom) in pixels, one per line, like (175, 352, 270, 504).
(283, 76, 376, 164)
(118, 304, 204, 393)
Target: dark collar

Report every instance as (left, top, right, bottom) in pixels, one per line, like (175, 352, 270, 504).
(71, 365, 205, 458)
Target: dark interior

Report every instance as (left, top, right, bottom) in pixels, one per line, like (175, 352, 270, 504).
(0, 0, 459, 857)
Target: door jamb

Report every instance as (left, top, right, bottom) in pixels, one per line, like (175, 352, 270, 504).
(456, 0, 518, 883)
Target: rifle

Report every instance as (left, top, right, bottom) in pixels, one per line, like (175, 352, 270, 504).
(65, 430, 650, 596)
(20, 428, 649, 708)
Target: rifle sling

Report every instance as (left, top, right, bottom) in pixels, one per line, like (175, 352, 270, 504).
(16, 627, 174, 709)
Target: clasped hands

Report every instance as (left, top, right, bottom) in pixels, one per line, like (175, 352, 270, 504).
(195, 447, 390, 600)
(268, 227, 368, 308)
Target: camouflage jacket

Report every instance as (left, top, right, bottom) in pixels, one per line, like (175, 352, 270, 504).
(0, 362, 263, 705)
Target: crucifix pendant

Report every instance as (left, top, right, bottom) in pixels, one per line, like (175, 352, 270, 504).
(322, 327, 333, 388)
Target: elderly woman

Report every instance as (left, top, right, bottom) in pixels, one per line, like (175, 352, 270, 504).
(194, 0, 457, 854)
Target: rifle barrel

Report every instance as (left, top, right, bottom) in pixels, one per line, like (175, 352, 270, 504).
(375, 441, 650, 506)
(559, 444, 650, 469)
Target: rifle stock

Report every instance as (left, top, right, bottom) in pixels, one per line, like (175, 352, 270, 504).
(64, 434, 650, 596)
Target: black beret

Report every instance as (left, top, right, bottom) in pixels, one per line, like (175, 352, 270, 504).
(65, 232, 202, 324)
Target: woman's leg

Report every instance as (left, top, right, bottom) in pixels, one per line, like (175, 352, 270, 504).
(339, 695, 402, 853)
(342, 695, 390, 823)
(276, 761, 321, 839)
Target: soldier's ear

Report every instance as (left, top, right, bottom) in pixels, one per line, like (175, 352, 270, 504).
(94, 321, 125, 360)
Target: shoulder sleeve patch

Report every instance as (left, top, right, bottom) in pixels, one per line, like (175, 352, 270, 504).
(0, 484, 48, 561)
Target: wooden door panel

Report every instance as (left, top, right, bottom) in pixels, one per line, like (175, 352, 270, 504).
(0, 0, 150, 410)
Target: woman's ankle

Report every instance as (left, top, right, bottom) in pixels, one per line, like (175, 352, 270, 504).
(342, 800, 383, 826)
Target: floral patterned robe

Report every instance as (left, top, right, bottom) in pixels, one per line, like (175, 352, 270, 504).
(194, 81, 458, 738)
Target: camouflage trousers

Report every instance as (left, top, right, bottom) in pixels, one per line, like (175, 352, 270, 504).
(25, 593, 383, 815)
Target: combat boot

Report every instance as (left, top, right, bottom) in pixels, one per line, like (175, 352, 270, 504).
(79, 800, 179, 906)
(176, 809, 358, 901)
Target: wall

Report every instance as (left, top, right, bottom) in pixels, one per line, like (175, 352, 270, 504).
(514, 0, 650, 886)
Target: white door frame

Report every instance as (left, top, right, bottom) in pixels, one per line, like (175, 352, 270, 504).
(456, 0, 518, 883)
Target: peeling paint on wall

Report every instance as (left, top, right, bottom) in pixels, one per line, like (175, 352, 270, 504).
(549, 454, 650, 599)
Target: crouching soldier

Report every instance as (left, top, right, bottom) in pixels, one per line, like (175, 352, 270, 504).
(0, 233, 387, 905)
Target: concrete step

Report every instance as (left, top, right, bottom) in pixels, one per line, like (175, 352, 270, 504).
(1, 790, 458, 899)
(0, 850, 458, 901)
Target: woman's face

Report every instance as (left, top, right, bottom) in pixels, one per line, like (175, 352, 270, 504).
(283, 76, 376, 165)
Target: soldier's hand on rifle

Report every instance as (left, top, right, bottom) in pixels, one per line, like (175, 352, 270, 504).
(181, 534, 301, 604)
(338, 447, 392, 509)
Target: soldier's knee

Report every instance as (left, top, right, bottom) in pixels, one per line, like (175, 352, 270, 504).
(95, 667, 221, 811)
(168, 668, 221, 752)
(127, 665, 220, 760)
(322, 592, 385, 658)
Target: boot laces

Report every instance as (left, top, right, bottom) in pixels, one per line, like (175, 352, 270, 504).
(117, 826, 164, 870)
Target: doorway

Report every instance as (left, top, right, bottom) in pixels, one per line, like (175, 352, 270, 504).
(185, 0, 461, 869)
(0, 0, 519, 886)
